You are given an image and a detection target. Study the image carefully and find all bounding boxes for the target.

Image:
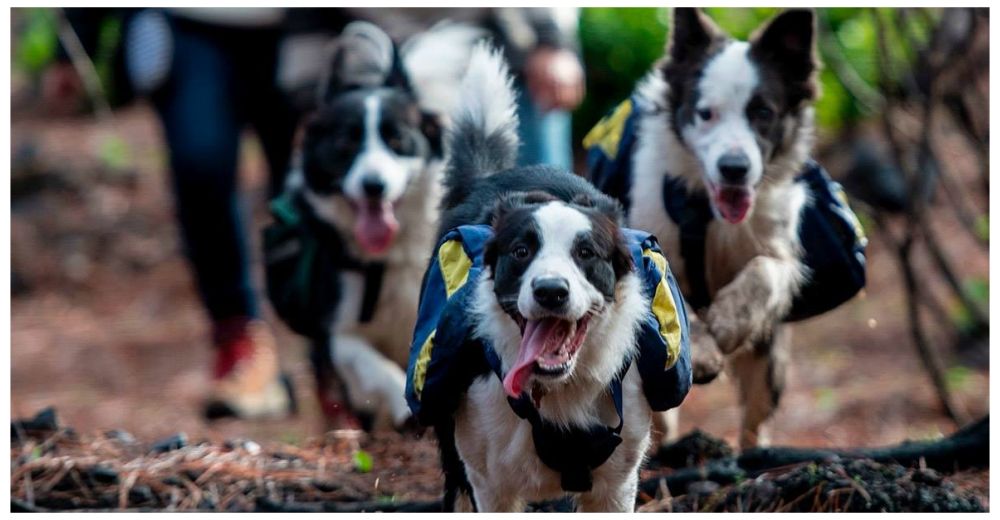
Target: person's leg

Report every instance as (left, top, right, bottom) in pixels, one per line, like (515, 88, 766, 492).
(239, 28, 301, 198)
(152, 23, 291, 419)
(514, 80, 574, 169)
(153, 29, 256, 324)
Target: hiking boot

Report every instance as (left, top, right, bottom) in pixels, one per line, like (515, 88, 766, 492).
(203, 318, 296, 420)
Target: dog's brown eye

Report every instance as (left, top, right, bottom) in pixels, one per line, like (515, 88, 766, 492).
(578, 246, 595, 260)
(752, 105, 774, 121)
(512, 246, 530, 260)
(697, 108, 713, 122)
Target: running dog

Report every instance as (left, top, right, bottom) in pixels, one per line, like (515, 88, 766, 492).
(274, 21, 481, 430)
(422, 43, 687, 512)
(607, 8, 820, 449)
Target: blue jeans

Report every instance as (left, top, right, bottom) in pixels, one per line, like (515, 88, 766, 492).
(151, 19, 298, 323)
(515, 81, 573, 170)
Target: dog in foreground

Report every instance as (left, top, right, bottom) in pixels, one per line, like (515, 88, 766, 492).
(268, 22, 481, 430)
(420, 44, 682, 512)
(612, 8, 821, 448)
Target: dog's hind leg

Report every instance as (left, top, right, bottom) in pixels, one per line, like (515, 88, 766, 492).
(330, 334, 411, 430)
(730, 326, 789, 450)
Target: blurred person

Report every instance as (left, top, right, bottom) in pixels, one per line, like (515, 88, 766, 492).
(43, 8, 348, 421)
(285, 8, 586, 169)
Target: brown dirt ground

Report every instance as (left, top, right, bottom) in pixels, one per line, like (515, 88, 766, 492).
(11, 103, 990, 505)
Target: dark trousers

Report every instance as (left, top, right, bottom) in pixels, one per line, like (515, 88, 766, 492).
(151, 19, 299, 323)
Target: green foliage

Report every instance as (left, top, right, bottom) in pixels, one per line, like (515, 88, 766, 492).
(576, 7, 668, 143)
(574, 8, 937, 143)
(15, 8, 59, 74)
(974, 214, 989, 243)
(353, 449, 374, 473)
(949, 277, 988, 333)
(98, 135, 131, 171)
(814, 387, 839, 412)
(945, 366, 973, 392)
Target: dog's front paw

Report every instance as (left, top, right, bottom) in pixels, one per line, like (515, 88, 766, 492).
(689, 320, 724, 384)
(705, 289, 761, 354)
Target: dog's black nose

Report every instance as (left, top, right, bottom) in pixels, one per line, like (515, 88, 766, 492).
(532, 277, 570, 310)
(361, 175, 385, 198)
(718, 153, 750, 183)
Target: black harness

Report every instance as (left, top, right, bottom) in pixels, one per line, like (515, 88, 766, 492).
(263, 190, 386, 339)
(482, 344, 627, 493)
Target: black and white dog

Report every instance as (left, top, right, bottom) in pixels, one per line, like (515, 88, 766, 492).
(280, 22, 480, 430)
(622, 8, 819, 448)
(437, 44, 654, 512)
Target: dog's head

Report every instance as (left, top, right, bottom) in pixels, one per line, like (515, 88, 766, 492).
(301, 22, 443, 257)
(662, 8, 819, 224)
(480, 191, 637, 398)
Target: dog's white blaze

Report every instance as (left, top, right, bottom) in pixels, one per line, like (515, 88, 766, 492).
(680, 41, 764, 190)
(342, 94, 420, 203)
(517, 202, 603, 321)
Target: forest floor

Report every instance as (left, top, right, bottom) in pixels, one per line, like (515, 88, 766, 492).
(11, 104, 990, 511)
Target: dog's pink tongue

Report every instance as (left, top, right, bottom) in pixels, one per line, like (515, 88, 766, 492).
(354, 200, 399, 255)
(715, 186, 753, 224)
(503, 319, 563, 398)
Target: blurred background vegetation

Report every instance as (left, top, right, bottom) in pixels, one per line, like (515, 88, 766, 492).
(577, 7, 938, 142)
(14, 7, 939, 141)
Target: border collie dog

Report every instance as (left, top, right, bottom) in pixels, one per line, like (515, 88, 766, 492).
(281, 22, 478, 430)
(438, 44, 653, 512)
(625, 8, 819, 448)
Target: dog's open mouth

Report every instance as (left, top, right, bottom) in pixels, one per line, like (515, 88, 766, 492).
(503, 316, 591, 398)
(708, 183, 754, 224)
(352, 199, 399, 255)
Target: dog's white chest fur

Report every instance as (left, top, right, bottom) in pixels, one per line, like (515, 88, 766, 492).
(454, 366, 651, 511)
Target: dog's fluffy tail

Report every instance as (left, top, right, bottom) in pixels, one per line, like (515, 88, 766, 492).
(401, 21, 487, 116)
(442, 43, 520, 209)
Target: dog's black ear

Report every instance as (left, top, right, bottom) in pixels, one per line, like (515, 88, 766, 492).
(611, 232, 635, 279)
(488, 191, 553, 227)
(420, 111, 444, 158)
(750, 9, 820, 104)
(669, 8, 723, 65)
(483, 237, 500, 276)
(571, 193, 627, 227)
(319, 21, 395, 104)
(384, 46, 415, 91)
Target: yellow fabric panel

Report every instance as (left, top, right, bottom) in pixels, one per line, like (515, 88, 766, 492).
(413, 239, 474, 399)
(412, 330, 435, 399)
(642, 248, 682, 369)
(833, 185, 868, 246)
(438, 240, 473, 297)
(582, 99, 633, 160)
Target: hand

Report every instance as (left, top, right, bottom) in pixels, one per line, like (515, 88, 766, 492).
(523, 47, 585, 112)
(41, 62, 84, 115)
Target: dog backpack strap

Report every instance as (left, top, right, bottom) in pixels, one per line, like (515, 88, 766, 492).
(661, 177, 713, 311)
